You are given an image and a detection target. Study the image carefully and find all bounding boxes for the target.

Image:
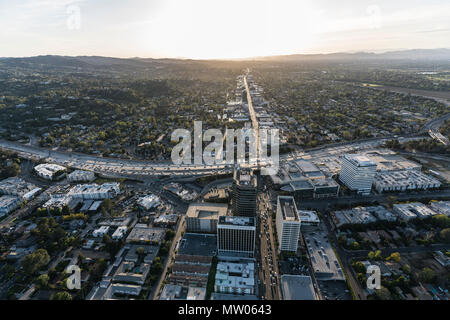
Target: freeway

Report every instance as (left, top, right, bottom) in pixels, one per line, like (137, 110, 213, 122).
(0, 139, 238, 178)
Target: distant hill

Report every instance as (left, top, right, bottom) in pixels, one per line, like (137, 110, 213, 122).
(0, 49, 448, 71)
(256, 48, 450, 61)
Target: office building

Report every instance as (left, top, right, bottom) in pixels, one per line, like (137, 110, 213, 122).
(186, 203, 228, 233)
(217, 216, 255, 258)
(339, 154, 377, 195)
(276, 196, 301, 252)
(232, 168, 257, 217)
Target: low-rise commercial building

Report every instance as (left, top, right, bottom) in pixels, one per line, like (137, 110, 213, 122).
(68, 183, 120, 200)
(159, 285, 206, 300)
(67, 170, 96, 182)
(0, 195, 22, 216)
(113, 261, 150, 285)
(393, 202, 438, 221)
(153, 214, 178, 226)
(332, 206, 396, 227)
(429, 201, 450, 216)
(281, 178, 339, 200)
(34, 163, 66, 180)
(93, 226, 110, 238)
(298, 210, 320, 229)
(0, 177, 39, 199)
(112, 226, 128, 240)
(126, 224, 166, 244)
(373, 170, 441, 193)
(186, 203, 228, 234)
(137, 194, 160, 211)
(214, 261, 255, 295)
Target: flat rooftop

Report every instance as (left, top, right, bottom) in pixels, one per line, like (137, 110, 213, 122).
(281, 275, 317, 300)
(344, 154, 377, 167)
(304, 230, 345, 281)
(279, 196, 299, 221)
(218, 216, 255, 227)
(178, 233, 217, 257)
(186, 203, 228, 219)
(234, 168, 257, 187)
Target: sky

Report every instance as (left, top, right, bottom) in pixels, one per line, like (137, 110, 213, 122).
(0, 0, 449, 59)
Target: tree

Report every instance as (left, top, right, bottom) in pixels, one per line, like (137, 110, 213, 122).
(375, 286, 391, 300)
(419, 267, 435, 283)
(440, 228, 450, 243)
(352, 261, 366, 273)
(368, 250, 382, 260)
(387, 252, 401, 263)
(350, 241, 360, 250)
(35, 274, 49, 289)
(21, 249, 50, 275)
(401, 264, 411, 275)
(136, 246, 145, 257)
(53, 291, 72, 300)
(432, 215, 450, 228)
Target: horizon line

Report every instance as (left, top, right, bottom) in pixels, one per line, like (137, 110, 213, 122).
(1, 47, 449, 61)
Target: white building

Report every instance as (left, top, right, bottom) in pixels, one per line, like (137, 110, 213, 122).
(0, 177, 38, 198)
(0, 195, 22, 216)
(67, 170, 96, 182)
(332, 206, 395, 227)
(393, 203, 438, 221)
(68, 183, 120, 200)
(93, 226, 110, 238)
(34, 163, 66, 180)
(373, 170, 441, 193)
(112, 226, 128, 240)
(42, 194, 81, 213)
(339, 154, 377, 195)
(429, 201, 450, 216)
(137, 194, 160, 211)
(214, 261, 255, 295)
(276, 196, 301, 252)
(298, 210, 320, 228)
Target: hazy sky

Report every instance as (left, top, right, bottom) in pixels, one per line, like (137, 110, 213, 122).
(1, 0, 449, 59)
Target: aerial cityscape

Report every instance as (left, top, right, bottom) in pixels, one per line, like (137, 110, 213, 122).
(0, 0, 449, 309)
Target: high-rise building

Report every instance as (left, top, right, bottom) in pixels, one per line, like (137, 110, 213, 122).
(232, 168, 257, 217)
(217, 216, 256, 258)
(276, 196, 301, 252)
(339, 154, 377, 195)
